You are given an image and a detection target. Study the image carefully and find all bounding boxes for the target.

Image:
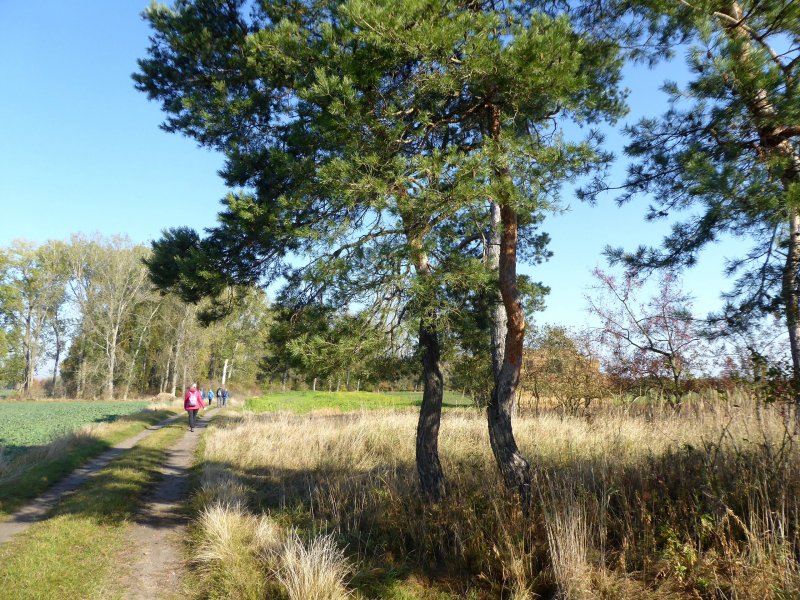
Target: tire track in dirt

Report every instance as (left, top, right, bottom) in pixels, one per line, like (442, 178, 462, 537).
(0, 411, 184, 545)
(119, 408, 219, 600)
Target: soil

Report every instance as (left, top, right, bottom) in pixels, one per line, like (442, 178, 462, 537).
(0, 412, 183, 544)
(0, 406, 224, 599)
(119, 408, 218, 600)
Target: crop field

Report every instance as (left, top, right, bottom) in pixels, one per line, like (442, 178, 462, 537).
(246, 390, 474, 413)
(0, 401, 151, 455)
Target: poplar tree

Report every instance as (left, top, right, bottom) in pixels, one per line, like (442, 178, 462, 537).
(0, 241, 69, 395)
(136, 0, 623, 500)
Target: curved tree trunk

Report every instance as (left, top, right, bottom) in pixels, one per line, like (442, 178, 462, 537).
(487, 202, 533, 507)
(407, 226, 446, 501)
(486, 104, 532, 506)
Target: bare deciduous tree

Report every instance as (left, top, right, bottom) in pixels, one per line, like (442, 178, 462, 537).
(587, 268, 705, 406)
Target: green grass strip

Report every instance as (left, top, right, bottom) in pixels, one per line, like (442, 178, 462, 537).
(0, 421, 186, 600)
(246, 390, 474, 414)
(0, 408, 177, 517)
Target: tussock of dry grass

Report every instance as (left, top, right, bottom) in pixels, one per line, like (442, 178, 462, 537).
(192, 501, 285, 598)
(192, 497, 350, 599)
(190, 394, 800, 598)
(277, 531, 351, 600)
(541, 477, 592, 600)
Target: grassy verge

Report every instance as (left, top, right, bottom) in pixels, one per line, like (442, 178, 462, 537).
(188, 401, 800, 599)
(0, 407, 178, 518)
(0, 420, 186, 600)
(246, 390, 473, 414)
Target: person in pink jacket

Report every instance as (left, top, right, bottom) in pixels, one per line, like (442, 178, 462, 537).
(183, 383, 206, 432)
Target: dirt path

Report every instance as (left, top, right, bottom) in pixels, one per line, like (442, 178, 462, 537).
(0, 411, 184, 545)
(119, 408, 219, 600)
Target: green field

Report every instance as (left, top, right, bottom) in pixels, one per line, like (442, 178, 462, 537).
(0, 401, 151, 453)
(245, 390, 474, 414)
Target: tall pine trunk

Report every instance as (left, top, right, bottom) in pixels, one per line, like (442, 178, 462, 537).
(487, 105, 532, 506)
(408, 228, 446, 501)
(723, 2, 800, 412)
(784, 210, 800, 410)
(416, 315, 446, 500)
(488, 201, 507, 378)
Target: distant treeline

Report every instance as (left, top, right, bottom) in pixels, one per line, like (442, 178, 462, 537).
(0, 236, 417, 399)
(0, 236, 788, 405)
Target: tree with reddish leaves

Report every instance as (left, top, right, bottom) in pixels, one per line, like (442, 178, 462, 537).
(587, 268, 705, 406)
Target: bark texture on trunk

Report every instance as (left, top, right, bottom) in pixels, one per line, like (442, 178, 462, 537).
(487, 202, 533, 507)
(51, 322, 61, 397)
(723, 2, 800, 409)
(405, 221, 446, 501)
(784, 210, 800, 408)
(487, 104, 532, 506)
(77, 349, 86, 399)
(416, 315, 446, 501)
(22, 310, 36, 395)
(488, 201, 507, 379)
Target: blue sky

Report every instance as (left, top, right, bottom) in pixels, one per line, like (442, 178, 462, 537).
(0, 1, 227, 245)
(0, 1, 736, 330)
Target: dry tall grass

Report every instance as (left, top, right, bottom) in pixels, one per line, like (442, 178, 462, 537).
(191, 393, 800, 598)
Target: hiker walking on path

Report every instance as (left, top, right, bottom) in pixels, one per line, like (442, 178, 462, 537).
(222, 388, 229, 407)
(183, 383, 205, 432)
(216, 387, 222, 407)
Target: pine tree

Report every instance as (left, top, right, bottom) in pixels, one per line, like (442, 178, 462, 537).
(586, 0, 800, 403)
(135, 0, 624, 500)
